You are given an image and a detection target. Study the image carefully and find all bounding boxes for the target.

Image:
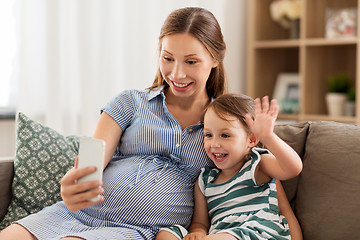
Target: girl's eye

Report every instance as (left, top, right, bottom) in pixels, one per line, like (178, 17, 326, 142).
(221, 134, 230, 138)
(204, 133, 212, 138)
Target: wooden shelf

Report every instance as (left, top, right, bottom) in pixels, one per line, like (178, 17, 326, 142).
(246, 0, 359, 125)
(305, 38, 358, 46)
(254, 40, 301, 48)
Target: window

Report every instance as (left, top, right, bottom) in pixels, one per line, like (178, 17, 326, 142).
(0, 0, 18, 109)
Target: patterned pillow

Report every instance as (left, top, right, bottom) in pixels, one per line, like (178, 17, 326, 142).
(0, 112, 80, 230)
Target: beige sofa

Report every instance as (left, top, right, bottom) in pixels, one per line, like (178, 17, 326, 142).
(1, 119, 360, 240)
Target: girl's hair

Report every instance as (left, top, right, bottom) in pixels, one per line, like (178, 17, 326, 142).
(148, 7, 227, 98)
(202, 93, 255, 133)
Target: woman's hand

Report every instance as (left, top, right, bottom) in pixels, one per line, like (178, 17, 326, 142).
(245, 96, 279, 142)
(60, 156, 104, 212)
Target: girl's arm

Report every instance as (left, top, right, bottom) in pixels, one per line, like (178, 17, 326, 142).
(184, 179, 210, 239)
(277, 180, 303, 240)
(60, 112, 122, 212)
(246, 96, 302, 182)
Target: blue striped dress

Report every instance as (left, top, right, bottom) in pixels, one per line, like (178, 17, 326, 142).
(162, 148, 290, 240)
(16, 87, 212, 240)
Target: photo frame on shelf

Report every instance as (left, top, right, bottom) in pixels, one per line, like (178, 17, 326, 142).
(273, 73, 300, 114)
(325, 8, 357, 39)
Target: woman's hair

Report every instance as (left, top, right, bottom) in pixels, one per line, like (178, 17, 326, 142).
(148, 7, 227, 98)
(202, 93, 255, 133)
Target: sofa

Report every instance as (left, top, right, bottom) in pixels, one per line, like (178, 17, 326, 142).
(0, 113, 360, 240)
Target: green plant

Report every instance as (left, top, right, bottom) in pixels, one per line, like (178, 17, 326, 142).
(348, 87, 356, 101)
(328, 72, 351, 93)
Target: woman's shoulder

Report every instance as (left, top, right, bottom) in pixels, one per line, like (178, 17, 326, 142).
(109, 88, 156, 103)
(114, 88, 149, 97)
(115, 88, 163, 99)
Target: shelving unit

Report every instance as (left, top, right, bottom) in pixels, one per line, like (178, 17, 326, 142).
(246, 0, 360, 125)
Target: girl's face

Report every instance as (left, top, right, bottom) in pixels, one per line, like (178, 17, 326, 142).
(159, 33, 218, 99)
(203, 108, 255, 174)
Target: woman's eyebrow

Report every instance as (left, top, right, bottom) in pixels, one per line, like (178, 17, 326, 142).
(162, 50, 198, 58)
(161, 50, 173, 55)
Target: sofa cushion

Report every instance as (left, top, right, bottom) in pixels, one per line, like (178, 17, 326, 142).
(0, 112, 80, 230)
(0, 159, 14, 222)
(274, 121, 309, 207)
(296, 121, 360, 240)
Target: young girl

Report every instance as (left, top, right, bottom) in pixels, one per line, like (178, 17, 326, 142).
(157, 94, 303, 240)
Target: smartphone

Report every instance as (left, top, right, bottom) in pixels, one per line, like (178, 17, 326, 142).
(77, 138, 106, 202)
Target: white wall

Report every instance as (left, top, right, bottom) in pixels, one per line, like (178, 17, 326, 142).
(1, 1, 248, 153)
(0, 120, 15, 157)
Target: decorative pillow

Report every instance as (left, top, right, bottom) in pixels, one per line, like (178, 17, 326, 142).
(274, 121, 309, 208)
(0, 112, 80, 230)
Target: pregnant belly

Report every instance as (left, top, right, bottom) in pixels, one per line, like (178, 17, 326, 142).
(86, 156, 195, 228)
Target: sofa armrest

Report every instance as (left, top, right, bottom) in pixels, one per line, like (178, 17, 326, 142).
(0, 157, 14, 222)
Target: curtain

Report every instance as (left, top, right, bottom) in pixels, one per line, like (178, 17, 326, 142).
(16, 0, 246, 136)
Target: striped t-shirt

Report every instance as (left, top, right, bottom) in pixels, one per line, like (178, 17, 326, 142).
(199, 147, 290, 239)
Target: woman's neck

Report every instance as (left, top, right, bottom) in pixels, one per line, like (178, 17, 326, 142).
(164, 88, 210, 129)
(164, 88, 210, 110)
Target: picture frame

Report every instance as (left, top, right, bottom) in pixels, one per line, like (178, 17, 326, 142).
(272, 73, 300, 114)
(325, 8, 357, 39)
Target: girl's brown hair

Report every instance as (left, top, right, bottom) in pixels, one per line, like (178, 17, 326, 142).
(148, 7, 227, 98)
(202, 93, 255, 133)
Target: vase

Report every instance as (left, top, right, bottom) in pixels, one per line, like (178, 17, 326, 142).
(325, 93, 347, 116)
(289, 19, 300, 39)
(345, 101, 356, 116)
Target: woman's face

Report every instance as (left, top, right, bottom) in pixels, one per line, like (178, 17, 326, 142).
(159, 33, 218, 99)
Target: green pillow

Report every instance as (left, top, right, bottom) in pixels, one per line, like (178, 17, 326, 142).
(0, 112, 80, 230)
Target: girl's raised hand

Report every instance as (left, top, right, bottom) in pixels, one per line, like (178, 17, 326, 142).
(245, 96, 279, 142)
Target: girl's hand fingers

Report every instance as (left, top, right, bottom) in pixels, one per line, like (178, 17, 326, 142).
(254, 97, 262, 115)
(269, 99, 279, 117)
(262, 96, 270, 112)
(245, 113, 254, 128)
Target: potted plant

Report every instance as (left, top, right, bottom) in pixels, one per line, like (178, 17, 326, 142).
(345, 87, 356, 116)
(326, 72, 351, 116)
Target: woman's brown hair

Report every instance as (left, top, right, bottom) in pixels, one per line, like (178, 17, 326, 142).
(148, 7, 227, 98)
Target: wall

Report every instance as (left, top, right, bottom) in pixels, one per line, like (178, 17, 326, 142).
(0, 119, 15, 157)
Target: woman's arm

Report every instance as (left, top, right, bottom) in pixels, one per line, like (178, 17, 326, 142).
(277, 180, 303, 240)
(93, 112, 123, 168)
(60, 112, 122, 212)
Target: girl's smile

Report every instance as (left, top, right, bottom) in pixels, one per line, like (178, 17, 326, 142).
(212, 152, 228, 162)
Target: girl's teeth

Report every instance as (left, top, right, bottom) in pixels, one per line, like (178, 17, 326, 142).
(214, 153, 226, 158)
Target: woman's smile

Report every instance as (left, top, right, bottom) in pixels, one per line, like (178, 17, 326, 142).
(170, 80, 193, 91)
